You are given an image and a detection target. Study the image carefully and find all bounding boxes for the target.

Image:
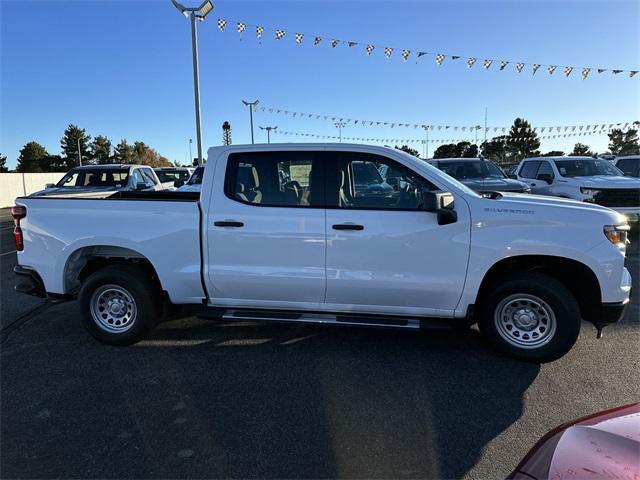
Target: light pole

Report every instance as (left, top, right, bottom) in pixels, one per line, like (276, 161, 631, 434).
(242, 100, 260, 144)
(171, 0, 214, 165)
(76, 137, 83, 166)
(259, 126, 277, 144)
(335, 122, 346, 143)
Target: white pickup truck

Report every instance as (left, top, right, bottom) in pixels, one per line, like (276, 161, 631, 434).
(12, 144, 632, 362)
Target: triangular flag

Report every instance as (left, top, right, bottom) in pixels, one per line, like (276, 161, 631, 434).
(499, 61, 508, 70)
(564, 66, 573, 77)
(365, 44, 375, 55)
(483, 59, 493, 69)
(401, 49, 410, 61)
(275, 29, 286, 40)
(256, 26, 264, 39)
(581, 67, 590, 79)
(314, 36, 322, 45)
(435, 53, 445, 65)
(384, 47, 393, 58)
(217, 18, 227, 31)
(532, 64, 541, 75)
(467, 58, 477, 68)
(294, 33, 303, 44)
(236, 22, 246, 34)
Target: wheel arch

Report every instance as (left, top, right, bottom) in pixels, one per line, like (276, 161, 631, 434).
(475, 255, 602, 322)
(63, 245, 162, 294)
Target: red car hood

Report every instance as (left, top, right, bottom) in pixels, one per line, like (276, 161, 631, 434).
(509, 403, 640, 479)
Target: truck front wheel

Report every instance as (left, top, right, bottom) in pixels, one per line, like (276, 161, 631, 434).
(477, 272, 581, 362)
(78, 265, 160, 346)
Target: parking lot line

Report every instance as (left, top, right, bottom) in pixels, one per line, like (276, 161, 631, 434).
(0, 251, 17, 257)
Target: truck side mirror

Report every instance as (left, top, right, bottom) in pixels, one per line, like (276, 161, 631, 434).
(135, 182, 147, 191)
(174, 179, 185, 188)
(537, 173, 553, 184)
(423, 191, 458, 225)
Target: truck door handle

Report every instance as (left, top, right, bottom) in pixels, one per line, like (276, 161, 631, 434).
(214, 221, 244, 228)
(332, 224, 364, 231)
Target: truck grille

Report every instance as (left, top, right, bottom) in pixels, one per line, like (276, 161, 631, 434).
(594, 189, 640, 208)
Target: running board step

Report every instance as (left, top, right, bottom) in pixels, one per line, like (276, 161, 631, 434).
(197, 307, 453, 330)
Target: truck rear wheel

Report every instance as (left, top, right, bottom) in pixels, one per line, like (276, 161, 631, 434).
(477, 272, 581, 362)
(78, 265, 160, 346)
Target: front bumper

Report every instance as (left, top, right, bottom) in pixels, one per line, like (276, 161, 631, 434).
(14, 265, 46, 298)
(596, 300, 629, 325)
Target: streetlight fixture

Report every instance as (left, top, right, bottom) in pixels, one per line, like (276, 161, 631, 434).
(335, 122, 346, 143)
(422, 126, 430, 159)
(170, 0, 214, 165)
(242, 100, 260, 144)
(259, 126, 277, 144)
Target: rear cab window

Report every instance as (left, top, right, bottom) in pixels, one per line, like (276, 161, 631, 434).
(519, 161, 541, 179)
(225, 152, 324, 207)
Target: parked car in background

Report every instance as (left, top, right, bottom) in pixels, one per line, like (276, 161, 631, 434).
(13, 144, 632, 362)
(501, 163, 520, 178)
(429, 158, 531, 193)
(508, 402, 639, 480)
(613, 155, 640, 177)
(30, 165, 165, 197)
(515, 156, 640, 223)
(154, 167, 194, 190)
(176, 165, 204, 192)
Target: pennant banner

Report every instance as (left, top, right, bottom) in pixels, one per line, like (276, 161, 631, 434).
(272, 127, 630, 144)
(212, 17, 639, 79)
(259, 104, 638, 133)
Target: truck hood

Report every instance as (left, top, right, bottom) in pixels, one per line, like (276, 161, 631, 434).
(482, 192, 627, 223)
(568, 175, 640, 189)
(461, 177, 529, 192)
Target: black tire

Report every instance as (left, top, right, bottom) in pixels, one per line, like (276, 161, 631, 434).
(477, 272, 581, 363)
(78, 265, 161, 346)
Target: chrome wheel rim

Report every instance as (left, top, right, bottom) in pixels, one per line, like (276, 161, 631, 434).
(494, 294, 556, 349)
(90, 284, 137, 333)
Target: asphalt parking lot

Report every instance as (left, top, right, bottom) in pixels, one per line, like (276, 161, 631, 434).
(1, 207, 638, 479)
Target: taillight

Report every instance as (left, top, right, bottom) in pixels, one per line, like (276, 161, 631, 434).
(11, 205, 26, 252)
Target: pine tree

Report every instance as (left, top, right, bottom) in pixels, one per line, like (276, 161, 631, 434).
(0, 153, 8, 172)
(506, 118, 540, 162)
(60, 124, 92, 167)
(608, 125, 640, 155)
(480, 136, 509, 163)
(113, 139, 135, 164)
(569, 143, 593, 156)
(395, 145, 420, 157)
(16, 142, 49, 172)
(91, 135, 113, 164)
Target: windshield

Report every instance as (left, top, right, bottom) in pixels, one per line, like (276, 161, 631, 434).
(187, 166, 205, 185)
(156, 170, 190, 183)
(438, 160, 506, 180)
(55, 169, 130, 188)
(352, 161, 383, 184)
(554, 159, 623, 177)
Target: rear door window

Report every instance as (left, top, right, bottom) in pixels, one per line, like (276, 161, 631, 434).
(225, 152, 324, 207)
(536, 161, 554, 179)
(616, 159, 639, 176)
(519, 161, 541, 179)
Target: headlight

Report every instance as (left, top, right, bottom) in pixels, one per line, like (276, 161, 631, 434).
(603, 224, 630, 252)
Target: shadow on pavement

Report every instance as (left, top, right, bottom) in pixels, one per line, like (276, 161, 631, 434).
(2, 311, 539, 479)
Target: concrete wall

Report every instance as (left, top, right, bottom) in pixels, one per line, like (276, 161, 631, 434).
(0, 173, 64, 207)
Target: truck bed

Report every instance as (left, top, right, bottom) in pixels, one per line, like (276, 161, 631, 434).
(15, 195, 205, 304)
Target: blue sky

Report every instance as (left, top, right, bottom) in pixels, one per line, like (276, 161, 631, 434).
(1, 0, 639, 168)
